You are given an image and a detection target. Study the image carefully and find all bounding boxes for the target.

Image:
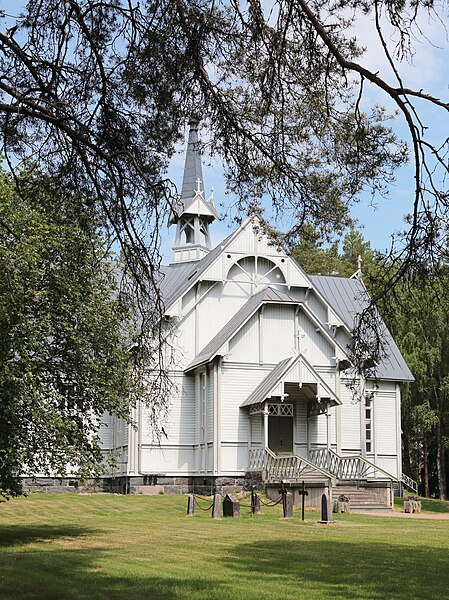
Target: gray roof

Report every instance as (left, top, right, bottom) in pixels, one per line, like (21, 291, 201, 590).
(159, 261, 199, 305)
(310, 275, 414, 381)
(160, 229, 236, 311)
(241, 357, 292, 407)
(169, 121, 219, 224)
(185, 287, 297, 372)
(180, 121, 204, 206)
(240, 352, 342, 407)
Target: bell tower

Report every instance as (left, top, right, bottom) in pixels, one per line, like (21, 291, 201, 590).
(169, 120, 218, 264)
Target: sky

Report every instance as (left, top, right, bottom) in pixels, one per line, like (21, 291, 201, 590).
(1, 1, 448, 264)
(161, 4, 449, 262)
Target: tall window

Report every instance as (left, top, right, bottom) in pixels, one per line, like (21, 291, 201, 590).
(365, 395, 373, 453)
(200, 372, 207, 442)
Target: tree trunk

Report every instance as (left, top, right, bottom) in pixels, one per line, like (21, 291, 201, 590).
(423, 435, 430, 498)
(436, 419, 447, 500)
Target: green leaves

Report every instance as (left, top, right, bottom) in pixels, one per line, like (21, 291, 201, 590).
(0, 170, 135, 498)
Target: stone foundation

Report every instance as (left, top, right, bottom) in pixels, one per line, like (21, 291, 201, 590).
(265, 481, 331, 508)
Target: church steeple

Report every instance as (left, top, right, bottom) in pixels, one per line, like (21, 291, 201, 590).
(170, 120, 218, 264)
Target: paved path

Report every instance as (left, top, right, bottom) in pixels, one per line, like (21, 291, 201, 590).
(356, 510, 449, 519)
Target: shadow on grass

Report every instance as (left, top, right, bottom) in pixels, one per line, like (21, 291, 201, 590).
(0, 524, 94, 547)
(223, 538, 449, 599)
(1, 525, 449, 599)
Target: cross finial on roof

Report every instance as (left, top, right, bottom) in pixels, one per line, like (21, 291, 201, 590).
(196, 178, 202, 193)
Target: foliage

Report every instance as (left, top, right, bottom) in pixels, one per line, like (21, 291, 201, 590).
(0, 169, 137, 498)
(379, 270, 449, 499)
(293, 224, 449, 498)
(0, 1, 447, 293)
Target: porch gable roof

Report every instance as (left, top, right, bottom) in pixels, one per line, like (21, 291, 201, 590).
(240, 352, 342, 408)
(185, 286, 298, 373)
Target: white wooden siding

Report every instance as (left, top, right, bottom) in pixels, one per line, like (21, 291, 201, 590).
(339, 380, 361, 451)
(220, 365, 269, 442)
(374, 392, 397, 456)
(140, 446, 194, 473)
(306, 291, 328, 324)
(299, 312, 334, 365)
(139, 375, 195, 446)
(207, 368, 214, 443)
(228, 313, 259, 362)
(97, 412, 113, 449)
(262, 305, 295, 363)
(220, 442, 248, 472)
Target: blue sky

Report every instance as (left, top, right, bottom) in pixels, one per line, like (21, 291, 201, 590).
(2, 1, 447, 263)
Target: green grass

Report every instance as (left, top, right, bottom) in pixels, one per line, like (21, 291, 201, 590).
(1, 493, 449, 600)
(394, 494, 449, 513)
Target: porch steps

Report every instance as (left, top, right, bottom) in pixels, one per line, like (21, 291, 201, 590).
(335, 485, 393, 512)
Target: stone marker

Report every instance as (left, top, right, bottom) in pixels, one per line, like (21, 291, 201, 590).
(223, 494, 240, 517)
(187, 494, 195, 516)
(319, 493, 335, 524)
(283, 492, 294, 518)
(212, 493, 221, 519)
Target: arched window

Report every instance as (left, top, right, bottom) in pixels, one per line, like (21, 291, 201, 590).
(227, 256, 286, 286)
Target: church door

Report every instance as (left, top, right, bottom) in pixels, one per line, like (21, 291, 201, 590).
(267, 404, 294, 455)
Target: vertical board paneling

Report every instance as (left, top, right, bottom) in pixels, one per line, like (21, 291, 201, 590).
(250, 414, 262, 444)
(299, 313, 334, 365)
(375, 393, 397, 455)
(207, 368, 214, 443)
(339, 380, 361, 451)
(229, 313, 259, 362)
(262, 305, 295, 363)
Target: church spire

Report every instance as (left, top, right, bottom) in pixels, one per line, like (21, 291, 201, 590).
(170, 120, 219, 264)
(180, 119, 204, 208)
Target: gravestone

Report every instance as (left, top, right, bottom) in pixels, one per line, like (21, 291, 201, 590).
(319, 493, 335, 524)
(212, 493, 221, 519)
(223, 494, 240, 517)
(187, 494, 195, 516)
(283, 492, 294, 518)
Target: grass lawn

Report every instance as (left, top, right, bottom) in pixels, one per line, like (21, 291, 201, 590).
(1, 493, 449, 600)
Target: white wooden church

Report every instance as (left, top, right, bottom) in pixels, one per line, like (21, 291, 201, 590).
(102, 122, 415, 508)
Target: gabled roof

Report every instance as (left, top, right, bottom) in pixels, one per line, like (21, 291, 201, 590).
(311, 275, 414, 381)
(185, 286, 297, 372)
(240, 353, 341, 407)
(160, 228, 237, 311)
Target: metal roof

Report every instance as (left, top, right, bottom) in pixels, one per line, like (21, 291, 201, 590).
(310, 275, 414, 381)
(169, 121, 219, 224)
(240, 353, 342, 407)
(185, 286, 298, 372)
(160, 229, 236, 311)
(241, 357, 293, 407)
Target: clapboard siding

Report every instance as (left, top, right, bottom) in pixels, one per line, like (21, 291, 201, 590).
(220, 366, 269, 441)
(139, 375, 195, 446)
(98, 412, 114, 449)
(140, 446, 194, 473)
